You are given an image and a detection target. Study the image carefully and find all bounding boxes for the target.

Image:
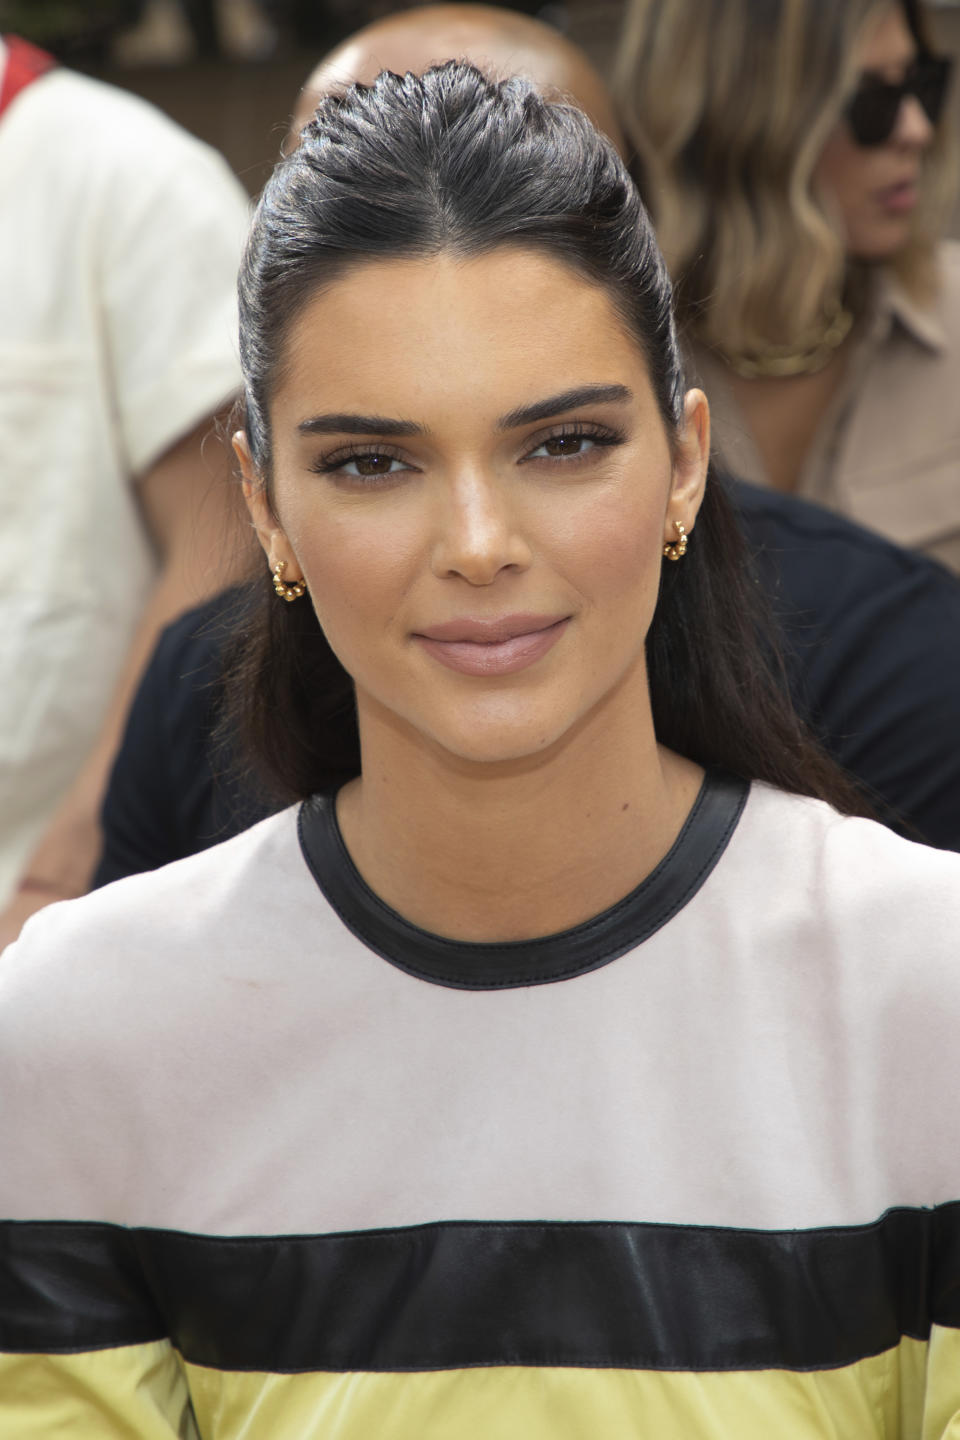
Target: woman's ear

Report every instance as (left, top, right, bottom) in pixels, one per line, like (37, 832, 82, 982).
(233, 430, 271, 550)
(232, 431, 303, 581)
(664, 388, 710, 543)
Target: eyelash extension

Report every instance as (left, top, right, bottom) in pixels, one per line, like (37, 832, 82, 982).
(306, 420, 627, 478)
(521, 420, 627, 459)
(306, 443, 409, 476)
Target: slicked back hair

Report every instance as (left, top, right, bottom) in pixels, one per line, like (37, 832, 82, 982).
(226, 62, 870, 819)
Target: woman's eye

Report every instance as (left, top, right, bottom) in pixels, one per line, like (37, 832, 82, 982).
(528, 434, 598, 460)
(309, 449, 413, 481)
(341, 453, 407, 477)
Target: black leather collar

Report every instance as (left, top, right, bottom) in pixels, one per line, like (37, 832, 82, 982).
(297, 770, 749, 990)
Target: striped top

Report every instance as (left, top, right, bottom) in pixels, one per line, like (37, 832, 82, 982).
(2, 774, 960, 1438)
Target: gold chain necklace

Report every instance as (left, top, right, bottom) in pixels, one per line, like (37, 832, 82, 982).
(723, 301, 854, 379)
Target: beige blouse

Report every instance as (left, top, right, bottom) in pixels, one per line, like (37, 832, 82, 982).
(693, 240, 960, 575)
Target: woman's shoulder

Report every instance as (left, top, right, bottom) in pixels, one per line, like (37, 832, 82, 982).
(706, 784, 960, 1036)
(0, 806, 312, 1221)
(741, 780, 960, 864)
(0, 807, 304, 1021)
(729, 782, 960, 941)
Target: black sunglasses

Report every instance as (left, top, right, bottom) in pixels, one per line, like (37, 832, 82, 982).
(845, 54, 952, 146)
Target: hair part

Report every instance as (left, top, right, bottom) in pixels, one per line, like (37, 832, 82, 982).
(225, 61, 871, 822)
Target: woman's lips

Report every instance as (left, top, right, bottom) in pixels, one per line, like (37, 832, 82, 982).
(875, 179, 919, 213)
(413, 615, 571, 676)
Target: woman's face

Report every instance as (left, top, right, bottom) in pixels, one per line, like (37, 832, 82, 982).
(814, 4, 936, 261)
(241, 248, 707, 768)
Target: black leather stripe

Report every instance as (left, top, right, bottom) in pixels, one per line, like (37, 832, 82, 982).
(0, 1220, 166, 1353)
(297, 769, 749, 989)
(3, 1206, 959, 1371)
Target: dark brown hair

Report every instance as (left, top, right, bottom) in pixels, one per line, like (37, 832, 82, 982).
(225, 61, 870, 818)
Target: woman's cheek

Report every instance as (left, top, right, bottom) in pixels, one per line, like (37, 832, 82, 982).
(295, 507, 419, 639)
(559, 487, 665, 606)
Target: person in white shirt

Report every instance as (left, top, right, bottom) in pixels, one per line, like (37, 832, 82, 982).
(0, 35, 253, 939)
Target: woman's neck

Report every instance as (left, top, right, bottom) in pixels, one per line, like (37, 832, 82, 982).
(335, 682, 704, 943)
(728, 339, 851, 493)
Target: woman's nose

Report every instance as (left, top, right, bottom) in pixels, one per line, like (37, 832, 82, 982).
(892, 93, 936, 149)
(430, 471, 532, 585)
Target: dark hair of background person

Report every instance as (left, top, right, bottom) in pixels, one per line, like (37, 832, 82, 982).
(224, 61, 871, 818)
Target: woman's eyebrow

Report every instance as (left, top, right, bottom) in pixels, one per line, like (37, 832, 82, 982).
(295, 384, 633, 438)
(497, 383, 633, 430)
(297, 413, 424, 436)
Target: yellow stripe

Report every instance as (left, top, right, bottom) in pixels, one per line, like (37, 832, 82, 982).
(4, 1331, 958, 1438)
(0, 1341, 197, 1438)
(185, 1336, 937, 1440)
(922, 1326, 960, 1439)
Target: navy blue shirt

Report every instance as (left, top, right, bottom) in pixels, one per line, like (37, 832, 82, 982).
(736, 482, 960, 847)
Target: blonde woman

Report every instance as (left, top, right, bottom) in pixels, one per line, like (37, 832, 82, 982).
(614, 0, 960, 570)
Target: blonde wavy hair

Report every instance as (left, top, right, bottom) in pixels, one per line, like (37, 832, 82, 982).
(613, 0, 957, 357)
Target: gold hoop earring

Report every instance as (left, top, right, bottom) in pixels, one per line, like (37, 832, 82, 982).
(272, 560, 307, 602)
(663, 520, 688, 562)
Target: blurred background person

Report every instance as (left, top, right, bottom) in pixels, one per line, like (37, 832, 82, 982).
(0, 31, 252, 943)
(110, 0, 278, 64)
(614, 0, 960, 571)
(288, 2, 624, 143)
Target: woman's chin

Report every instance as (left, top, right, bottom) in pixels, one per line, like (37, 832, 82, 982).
(425, 723, 570, 771)
(847, 216, 914, 263)
(394, 695, 585, 771)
